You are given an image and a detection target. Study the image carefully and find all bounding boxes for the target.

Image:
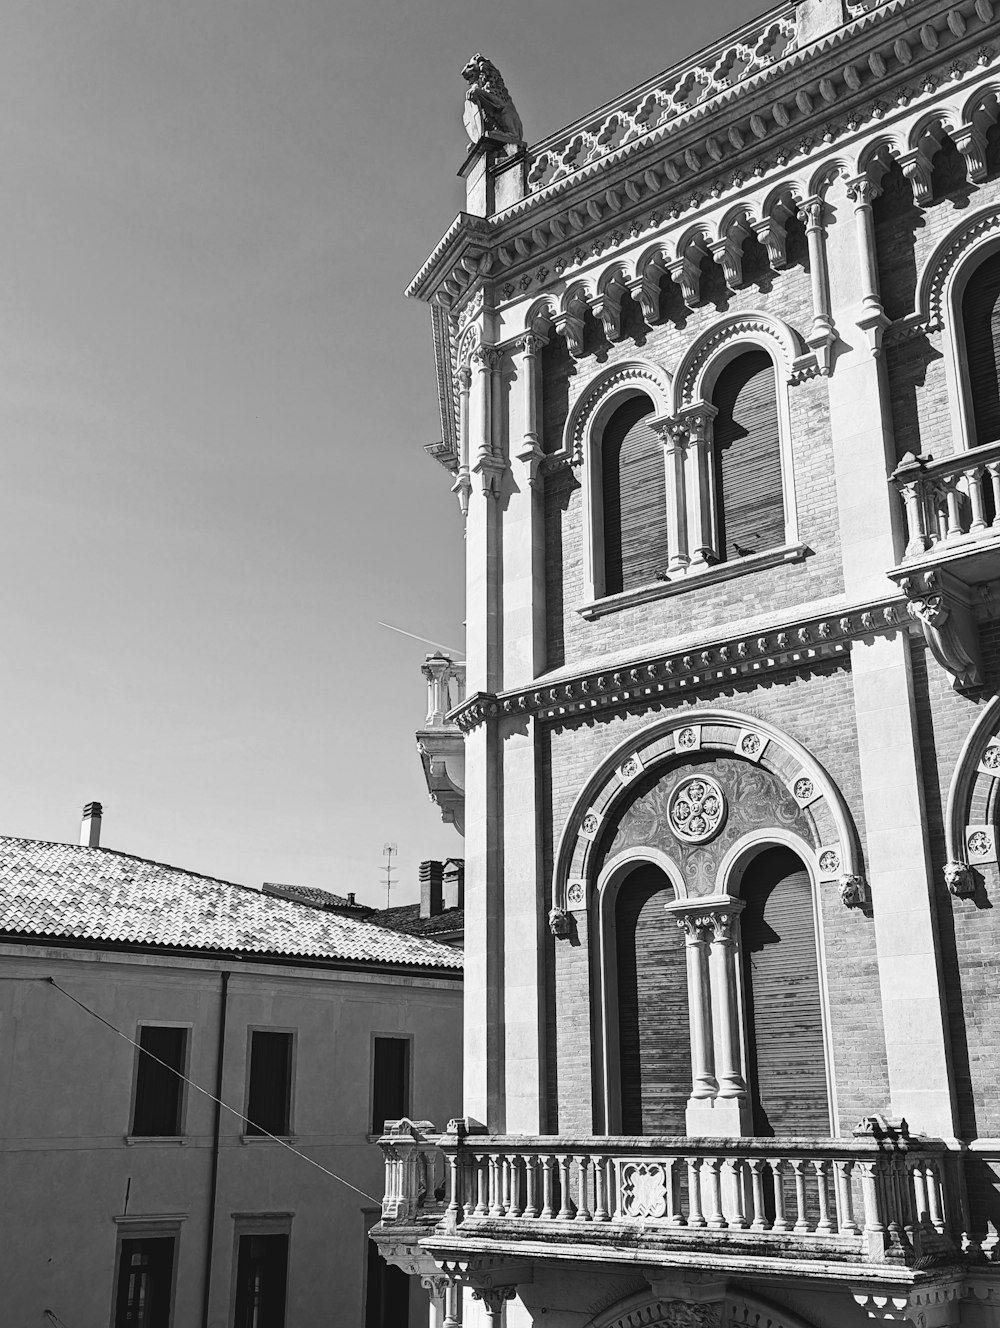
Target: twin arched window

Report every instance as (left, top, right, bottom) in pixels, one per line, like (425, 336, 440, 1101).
(596, 347, 785, 598)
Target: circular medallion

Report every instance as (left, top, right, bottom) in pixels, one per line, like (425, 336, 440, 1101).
(968, 829, 993, 857)
(668, 775, 727, 844)
(819, 849, 841, 874)
(983, 746, 1000, 772)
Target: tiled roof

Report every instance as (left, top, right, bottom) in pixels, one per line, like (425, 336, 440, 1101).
(261, 882, 371, 912)
(377, 902, 464, 941)
(0, 837, 462, 972)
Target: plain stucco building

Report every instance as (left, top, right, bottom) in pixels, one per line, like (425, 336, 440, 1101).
(375, 1, 1000, 1326)
(0, 823, 462, 1327)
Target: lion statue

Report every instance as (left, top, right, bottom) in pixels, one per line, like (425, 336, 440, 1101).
(461, 53, 524, 143)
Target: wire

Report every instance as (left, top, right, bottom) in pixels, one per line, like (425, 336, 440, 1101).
(45, 977, 380, 1205)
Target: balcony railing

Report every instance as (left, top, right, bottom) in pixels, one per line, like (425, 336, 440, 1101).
(892, 443, 1000, 561)
(378, 1120, 960, 1268)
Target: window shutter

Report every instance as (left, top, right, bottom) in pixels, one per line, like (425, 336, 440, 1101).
(740, 848, 830, 1136)
(615, 865, 690, 1134)
(712, 350, 784, 562)
(372, 1037, 409, 1133)
(601, 397, 667, 594)
(246, 1031, 292, 1136)
(132, 1026, 185, 1136)
(962, 250, 1000, 447)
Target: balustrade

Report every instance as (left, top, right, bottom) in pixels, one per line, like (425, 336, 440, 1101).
(378, 1123, 959, 1268)
(892, 443, 1000, 560)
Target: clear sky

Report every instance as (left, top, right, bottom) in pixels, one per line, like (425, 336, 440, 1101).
(0, 0, 770, 907)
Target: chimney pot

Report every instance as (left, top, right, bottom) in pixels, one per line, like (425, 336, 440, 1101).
(80, 801, 103, 848)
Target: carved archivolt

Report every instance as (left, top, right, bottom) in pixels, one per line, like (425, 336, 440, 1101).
(551, 708, 863, 915)
(562, 358, 673, 464)
(672, 310, 809, 407)
(914, 201, 1000, 332)
(586, 1290, 822, 1328)
(944, 695, 1000, 876)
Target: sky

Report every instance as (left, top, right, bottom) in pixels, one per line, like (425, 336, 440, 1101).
(0, 0, 771, 907)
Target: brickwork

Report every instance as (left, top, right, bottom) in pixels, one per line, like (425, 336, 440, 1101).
(538, 655, 892, 1136)
(540, 266, 844, 674)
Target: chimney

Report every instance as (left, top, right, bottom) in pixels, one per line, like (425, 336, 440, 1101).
(80, 801, 103, 848)
(419, 860, 444, 919)
(443, 858, 465, 911)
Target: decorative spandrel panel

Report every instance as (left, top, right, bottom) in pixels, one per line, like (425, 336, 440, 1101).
(598, 754, 815, 896)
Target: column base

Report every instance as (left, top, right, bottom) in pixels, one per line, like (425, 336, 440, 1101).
(686, 1096, 753, 1136)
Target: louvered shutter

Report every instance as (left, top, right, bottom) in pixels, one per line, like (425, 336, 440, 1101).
(740, 848, 830, 1137)
(602, 398, 668, 594)
(615, 865, 690, 1134)
(962, 250, 1000, 447)
(712, 351, 785, 563)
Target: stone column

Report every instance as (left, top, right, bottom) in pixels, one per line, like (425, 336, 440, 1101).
(845, 174, 891, 354)
(680, 406, 719, 568)
(503, 333, 547, 684)
(706, 905, 751, 1134)
(677, 913, 718, 1133)
(453, 364, 472, 517)
(798, 195, 836, 372)
(653, 416, 691, 574)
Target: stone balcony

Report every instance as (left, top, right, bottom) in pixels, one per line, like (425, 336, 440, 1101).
(889, 443, 1000, 690)
(417, 654, 466, 835)
(372, 1119, 970, 1310)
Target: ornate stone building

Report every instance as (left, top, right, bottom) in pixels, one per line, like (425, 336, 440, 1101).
(375, 3, 1000, 1325)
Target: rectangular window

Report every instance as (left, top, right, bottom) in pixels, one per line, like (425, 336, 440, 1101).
(364, 1233, 409, 1328)
(245, 1031, 293, 1136)
(114, 1236, 175, 1328)
(371, 1037, 409, 1135)
(233, 1234, 289, 1328)
(131, 1026, 186, 1137)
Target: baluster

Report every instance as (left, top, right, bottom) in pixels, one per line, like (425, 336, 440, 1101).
(523, 1155, 539, 1219)
(910, 1159, 929, 1228)
(932, 481, 949, 543)
(813, 1159, 833, 1234)
(989, 462, 1000, 528)
(967, 465, 988, 533)
(594, 1155, 610, 1222)
(944, 477, 964, 541)
(925, 1160, 945, 1234)
(665, 1158, 683, 1227)
(704, 1157, 726, 1229)
(540, 1155, 556, 1220)
(501, 1156, 512, 1216)
(834, 1160, 858, 1235)
(558, 1154, 575, 1220)
(857, 1159, 888, 1260)
(474, 1154, 489, 1217)
(748, 1159, 768, 1231)
(899, 479, 930, 555)
(575, 1156, 593, 1221)
(508, 1155, 522, 1218)
(443, 1276, 462, 1328)
(446, 1152, 462, 1225)
(488, 1155, 503, 1217)
(791, 1159, 809, 1233)
(726, 1159, 748, 1229)
(770, 1159, 790, 1233)
(687, 1157, 706, 1227)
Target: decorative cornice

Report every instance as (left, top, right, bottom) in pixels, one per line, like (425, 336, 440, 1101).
(449, 597, 909, 731)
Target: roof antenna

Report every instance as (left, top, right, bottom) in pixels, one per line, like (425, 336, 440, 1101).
(382, 842, 398, 910)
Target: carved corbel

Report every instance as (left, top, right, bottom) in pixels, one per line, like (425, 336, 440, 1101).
(629, 257, 668, 324)
(953, 123, 988, 181)
(668, 241, 708, 307)
(839, 874, 869, 908)
(943, 860, 976, 898)
(753, 198, 794, 270)
(710, 217, 751, 290)
(592, 278, 627, 342)
(548, 906, 570, 938)
(900, 568, 982, 690)
(555, 294, 588, 359)
(898, 144, 936, 205)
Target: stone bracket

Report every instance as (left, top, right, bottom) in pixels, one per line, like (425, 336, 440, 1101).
(897, 567, 983, 690)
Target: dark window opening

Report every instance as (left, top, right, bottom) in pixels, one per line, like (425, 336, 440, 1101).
(245, 1031, 293, 1136)
(712, 350, 784, 563)
(963, 249, 1000, 450)
(234, 1233, 289, 1328)
(365, 1233, 409, 1328)
(131, 1026, 186, 1137)
(114, 1236, 175, 1328)
(371, 1037, 410, 1134)
(601, 396, 668, 595)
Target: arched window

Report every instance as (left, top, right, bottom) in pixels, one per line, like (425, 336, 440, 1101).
(961, 249, 1000, 448)
(711, 350, 785, 563)
(614, 863, 690, 1134)
(600, 397, 668, 594)
(740, 846, 830, 1136)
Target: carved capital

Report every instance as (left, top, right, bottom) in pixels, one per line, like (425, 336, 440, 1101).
(797, 195, 826, 231)
(457, 364, 473, 391)
(846, 173, 883, 208)
(472, 1285, 517, 1315)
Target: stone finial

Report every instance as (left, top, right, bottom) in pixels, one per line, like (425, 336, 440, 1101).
(548, 906, 571, 938)
(461, 54, 524, 143)
(943, 861, 975, 898)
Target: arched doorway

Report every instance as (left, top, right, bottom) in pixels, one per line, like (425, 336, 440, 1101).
(739, 847, 831, 1136)
(614, 863, 691, 1134)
